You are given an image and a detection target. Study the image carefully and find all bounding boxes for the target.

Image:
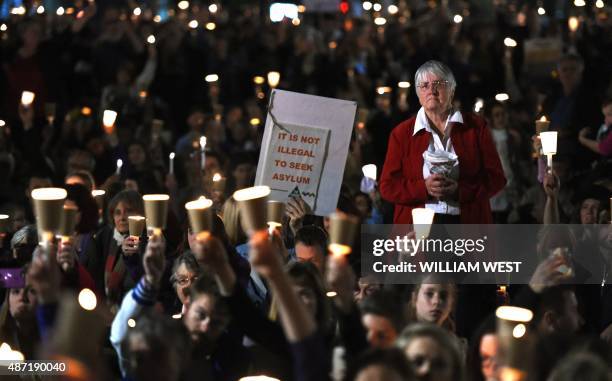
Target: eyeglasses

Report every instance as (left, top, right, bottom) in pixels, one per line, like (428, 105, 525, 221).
(175, 274, 199, 287)
(416, 80, 449, 91)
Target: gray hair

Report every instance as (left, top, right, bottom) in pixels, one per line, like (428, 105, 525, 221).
(414, 60, 457, 95)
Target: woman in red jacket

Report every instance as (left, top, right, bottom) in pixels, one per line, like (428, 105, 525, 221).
(380, 61, 506, 224)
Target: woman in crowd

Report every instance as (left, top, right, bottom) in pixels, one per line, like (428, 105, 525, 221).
(380, 60, 506, 224)
(94, 189, 145, 312)
(396, 323, 465, 381)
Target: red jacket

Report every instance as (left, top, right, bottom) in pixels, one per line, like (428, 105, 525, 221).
(380, 112, 506, 224)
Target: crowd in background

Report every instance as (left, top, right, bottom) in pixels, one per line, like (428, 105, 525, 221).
(0, 0, 611, 380)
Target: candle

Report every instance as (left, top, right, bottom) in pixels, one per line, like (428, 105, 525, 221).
(103, 110, 117, 134)
(412, 208, 435, 239)
(495, 306, 533, 381)
(267, 71, 280, 88)
(362, 164, 377, 181)
(169, 152, 175, 175)
(200, 136, 207, 171)
(116, 159, 123, 175)
(21, 91, 35, 107)
(539, 131, 557, 170)
(503, 37, 517, 47)
(535, 116, 549, 134)
(233, 186, 271, 236)
(328, 212, 359, 257)
(212, 173, 226, 193)
(142, 194, 170, 236)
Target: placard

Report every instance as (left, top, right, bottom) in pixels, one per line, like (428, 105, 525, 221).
(255, 90, 357, 216)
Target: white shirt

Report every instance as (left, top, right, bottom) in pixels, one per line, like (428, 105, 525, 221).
(413, 107, 462, 215)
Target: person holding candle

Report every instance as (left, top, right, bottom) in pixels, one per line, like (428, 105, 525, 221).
(577, 97, 612, 158)
(380, 60, 506, 224)
(94, 190, 146, 310)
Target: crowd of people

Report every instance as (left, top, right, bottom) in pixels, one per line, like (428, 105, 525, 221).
(0, 0, 611, 380)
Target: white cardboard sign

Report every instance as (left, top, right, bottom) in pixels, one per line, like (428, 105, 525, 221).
(255, 89, 357, 216)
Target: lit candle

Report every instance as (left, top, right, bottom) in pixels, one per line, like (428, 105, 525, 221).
(212, 173, 226, 193)
(362, 164, 377, 181)
(116, 159, 123, 175)
(495, 306, 533, 381)
(200, 136, 207, 171)
(539, 131, 557, 170)
(267, 71, 280, 88)
(21, 91, 35, 107)
(103, 110, 117, 134)
(169, 152, 175, 175)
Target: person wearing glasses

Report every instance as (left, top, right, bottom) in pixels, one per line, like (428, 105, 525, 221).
(380, 60, 506, 224)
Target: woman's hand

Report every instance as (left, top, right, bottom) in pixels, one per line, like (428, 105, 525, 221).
(425, 174, 447, 198)
(122, 236, 140, 257)
(426, 174, 457, 199)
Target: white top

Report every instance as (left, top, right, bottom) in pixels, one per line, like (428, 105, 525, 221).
(413, 107, 462, 215)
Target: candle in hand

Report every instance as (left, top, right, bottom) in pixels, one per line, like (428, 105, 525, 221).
(116, 159, 123, 175)
(199, 136, 207, 171)
(169, 152, 175, 175)
(21, 91, 35, 107)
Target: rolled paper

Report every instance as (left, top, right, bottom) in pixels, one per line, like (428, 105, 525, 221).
(411, 208, 435, 239)
(233, 186, 271, 236)
(128, 216, 146, 238)
(496, 306, 533, 381)
(142, 194, 169, 233)
(58, 205, 78, 238)
(328, 212, 360, 256)
(539, 131, 558, 155)
(21, 91, 35, 106)
(267, 201, 285, 227)
(185, 198, 214, 237)
(31, 188, 68, 235)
